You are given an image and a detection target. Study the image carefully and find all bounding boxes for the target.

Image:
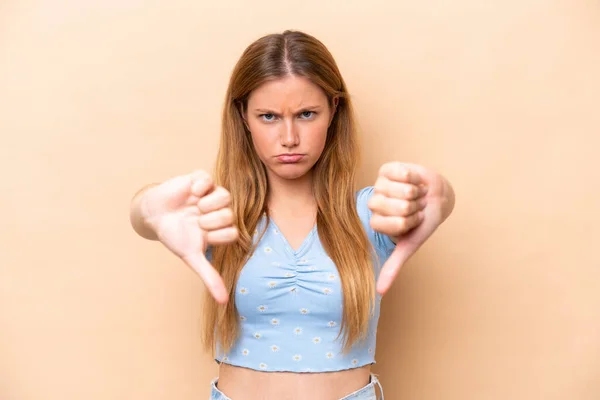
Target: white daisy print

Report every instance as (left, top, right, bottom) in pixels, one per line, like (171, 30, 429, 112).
(267, 281, 277, 288)
(327, 321, 337, 328)
(240, 316, 247, 321)
(351, 359, 359, 366)
(292, 354, 302, 361)
(254, 333, 262, 339)
(300, 258, 308, 264)
(271, 345, 280, 352)
(257, 305, 268, 312)
(222, 356, 229, 362)
(264, 246, 273, 254)
(239, 287, 249, 295)
(327, 274, 336, 280)
(312, 337, 321, 344)
(259, 363, 268, 370)
(273, 229, 279, 235)
(293, 327, 303, 335)
(300, 308, 309, 315)
(284, 272, 295, 278)
(326, 352, 334, 359)
(308, 266, 317, 271)
(242, 349, 250, 356)
(322, 287, 333, 295)
(271, 318, 280, 326)
(272, 261, 281, 267)
(368, 348, 373, 353)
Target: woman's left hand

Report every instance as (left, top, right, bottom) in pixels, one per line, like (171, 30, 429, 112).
(368, 161, 454, 295)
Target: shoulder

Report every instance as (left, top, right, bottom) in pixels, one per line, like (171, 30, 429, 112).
(355, 186, 376, 208)
(354, 185, 377, 227)
(355, 186, 396, 259)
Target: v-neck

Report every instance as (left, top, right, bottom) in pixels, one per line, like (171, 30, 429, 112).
(267, 217, 317, 257)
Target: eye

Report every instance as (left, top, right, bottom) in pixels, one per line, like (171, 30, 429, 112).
(300, 111, 315, 119)
(260, 113, 276, 122)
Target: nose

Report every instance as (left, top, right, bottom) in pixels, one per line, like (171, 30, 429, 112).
(280, 119, 299, 148)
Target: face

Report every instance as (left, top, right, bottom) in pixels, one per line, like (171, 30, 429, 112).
(244, 75, 336, 183)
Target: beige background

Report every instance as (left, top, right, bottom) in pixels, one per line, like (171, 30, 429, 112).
(2, 0, 599, 399)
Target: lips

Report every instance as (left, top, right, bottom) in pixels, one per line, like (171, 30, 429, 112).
(276, 154, 304, 163)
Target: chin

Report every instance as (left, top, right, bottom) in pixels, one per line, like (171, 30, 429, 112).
(271, 165, 313, 181)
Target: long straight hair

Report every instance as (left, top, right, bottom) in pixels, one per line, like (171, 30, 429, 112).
(202, 30, 375, 354)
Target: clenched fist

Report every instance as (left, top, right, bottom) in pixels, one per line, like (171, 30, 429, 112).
(368, 162, 447, 295)
(139, 170, 239, 304)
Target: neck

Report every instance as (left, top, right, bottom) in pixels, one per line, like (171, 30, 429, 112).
(267, 171, 316, 215)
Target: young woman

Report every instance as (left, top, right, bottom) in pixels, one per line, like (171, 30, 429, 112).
(130, 30, 455, 400)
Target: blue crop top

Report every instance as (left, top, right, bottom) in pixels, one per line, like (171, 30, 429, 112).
(206, 186, 396, 373)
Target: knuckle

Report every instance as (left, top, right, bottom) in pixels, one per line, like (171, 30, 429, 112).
(367, 197, 375, 211)
(197, 214, 209, 228)
(192, 170, 212, 183)
(197, 198, 209, 213)
(399, 200, 411, 214)
(392, 163, 404, 177)
(369, 215, 382, 230)
(368, 193, 384, 210)
(378, 163, 390, 176)
(374, 177, 388, 194)
(217, 187, 232, 203)
(394, 217, 408, 232)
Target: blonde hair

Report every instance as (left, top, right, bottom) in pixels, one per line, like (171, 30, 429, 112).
(202, 30, 375, 355)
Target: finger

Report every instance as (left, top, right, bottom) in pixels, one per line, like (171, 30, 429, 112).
(370, 212, 424, 237)
(197, 186, 231, 214)
(379, 162, 424, 186)
(190, 171, 215, 198)
(368, 193, 427, 217)
(206, 227, 239, 245)
(198, 208, 234, 231)
(376, 246, 410, 295)
(374, 177, 424, 200)
(182, 253, 229, 304)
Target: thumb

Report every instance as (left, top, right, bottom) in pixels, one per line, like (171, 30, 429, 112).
(182, 252, 229, 304)
(376, 209, 440, 295)
(376, 241, 417, 295)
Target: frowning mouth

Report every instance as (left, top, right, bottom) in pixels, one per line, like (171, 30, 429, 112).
(276, 154, 305, 163)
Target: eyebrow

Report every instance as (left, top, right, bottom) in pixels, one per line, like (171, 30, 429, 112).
(253, 105, 323, 114)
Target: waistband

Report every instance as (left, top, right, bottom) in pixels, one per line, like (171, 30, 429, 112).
(209, 373, 384, 400)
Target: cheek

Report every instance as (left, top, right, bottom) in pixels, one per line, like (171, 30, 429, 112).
(303, 122, 329, 149)
(249, 126, 274, 154)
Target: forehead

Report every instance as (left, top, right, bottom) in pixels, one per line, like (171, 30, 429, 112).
(247, 75, 328, 109)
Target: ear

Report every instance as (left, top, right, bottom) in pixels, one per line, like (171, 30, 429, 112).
(238, 102, 251, 132)
(328, 96, 339, 127)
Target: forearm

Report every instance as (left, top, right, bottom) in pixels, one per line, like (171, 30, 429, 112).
(129, 183, 160, 241)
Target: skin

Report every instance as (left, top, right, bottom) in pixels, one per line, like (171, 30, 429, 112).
(131, 74, 455, 399)
(243, 74, 334, 227)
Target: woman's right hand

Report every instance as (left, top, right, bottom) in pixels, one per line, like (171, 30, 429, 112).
(140, 170, 238, 304)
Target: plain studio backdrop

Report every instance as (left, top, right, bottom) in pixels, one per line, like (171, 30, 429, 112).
(1, 1, 599, 399)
